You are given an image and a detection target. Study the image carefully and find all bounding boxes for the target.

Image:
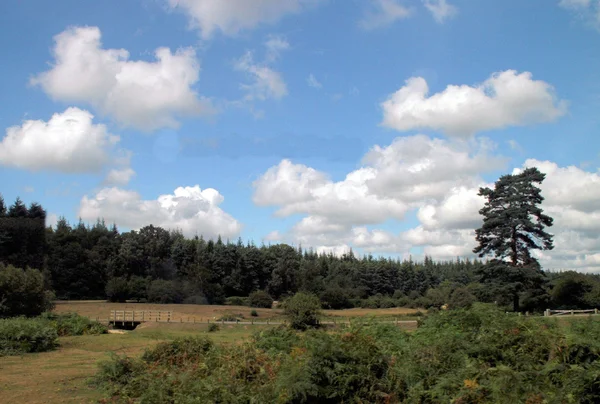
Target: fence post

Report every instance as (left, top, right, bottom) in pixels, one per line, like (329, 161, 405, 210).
(571, 310, 575, 316)
(595, 308, 598, 315)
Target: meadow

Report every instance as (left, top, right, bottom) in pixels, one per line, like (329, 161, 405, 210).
(0, 301, 420, 404)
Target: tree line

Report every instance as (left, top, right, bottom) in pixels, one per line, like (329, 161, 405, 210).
(1, 166, 599, 315)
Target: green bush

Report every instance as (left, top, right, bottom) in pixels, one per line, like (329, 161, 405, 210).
(0, 317, 58, 356)
(207, 323, 220, 332)
(40, 312, 108, 336)
(248, 290, 273, 308)
(93, 304, 600, 403)
(105, 277, 129, 303)
(182, 294, 209, 305)
(0, 263, 54, 317)
(319, 287, 353, 309)
(226, 296, 249, 306)
(283, 292, 321, 330)
(147, 279, 183, 304)
(250, 309, 258, 317)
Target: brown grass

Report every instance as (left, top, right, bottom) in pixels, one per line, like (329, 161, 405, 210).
(53, 300, 283, 321)
(323, 307, 421, 317)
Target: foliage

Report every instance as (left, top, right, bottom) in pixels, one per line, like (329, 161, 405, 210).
(0, 263, 55, 318)
(39, 312, 108, 336)
(250, 309, 258, 317)
(147, 279, 183, 304)
(473, 168, 553, 311)
(0, 317, 58, 356)
(248, 290, 274, 308)
(207, 323, 219, 332)
(283, 292, 321, 330)
(226, 296, 249, 306)
(93, 304, 600, 403)
(105, 277, 129, 303)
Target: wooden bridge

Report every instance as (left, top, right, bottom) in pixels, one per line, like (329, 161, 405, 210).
(544, 308, 599, 317)
(109, 310, 172, 328)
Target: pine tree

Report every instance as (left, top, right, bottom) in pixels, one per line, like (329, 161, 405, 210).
(473, 167, 553, 311)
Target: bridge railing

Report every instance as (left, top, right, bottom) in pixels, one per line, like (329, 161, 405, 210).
(109, 310, 172, 323)
(544, 308, 599, 317)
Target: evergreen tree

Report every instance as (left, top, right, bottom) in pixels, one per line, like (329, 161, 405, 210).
(473, 167, 553, 311)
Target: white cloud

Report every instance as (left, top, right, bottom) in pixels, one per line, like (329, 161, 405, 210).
(253, 159, 408, 225)
(307, 73, 322, 89)
(0, 107, 121, 173)
(104, 167, 136, 186)
(359, 0, 412, 30)
(31, 26, 213, 131)
(79, 185, 242, 239)
(423, 0, 457, 23)
(236, 51, 288, 101)
(559, 0, 600, 30)
(255, 135, 600, 272)
(46, 213, 59, 229)
(167, 0, 320, 39)
(381, 70, 567, 138)
(265, 36, 290, 62)
(362, 134, 506, 201)
(23, 186, 35, 193)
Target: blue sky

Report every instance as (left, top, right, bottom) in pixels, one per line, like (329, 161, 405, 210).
(1, 0, 599, 271)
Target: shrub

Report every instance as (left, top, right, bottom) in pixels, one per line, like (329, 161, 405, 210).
(0, 317, 58, 355)
(105, 277, 129, 303)
(207, 323, 220, 332)
(141, 336, 214, 366)
(283, 292, 321, 330)
(448, 287, 476, 310)
(127, 276, 148, 302)
(147, 279, 183, 304)
(0, 263, 54, 317)
(40, 312, 107, 336)
(320, 287, 353, 309)
(250, 309, 258, 317)
(218, 312, 244, 321)
(226, 296, 249, 306)
(183, 294, 208, 305)
(248, 290, 274, 308)
(252, 325, 300, 354)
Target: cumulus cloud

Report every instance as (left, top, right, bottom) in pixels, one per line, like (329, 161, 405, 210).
(79, 185, 241, 238)
(167, 0, 320, 39)
(362, 135, 506, 200)
(381, 70, 567, 137)
(423, 0, 457, 23)
(253, 159, 408, 225)
(31, 26, 213, 131)
(359, 0, 412, 30)
(254, 135, 600, 272)
(0, 107, 121, 173)
(103, 167, 136, 186)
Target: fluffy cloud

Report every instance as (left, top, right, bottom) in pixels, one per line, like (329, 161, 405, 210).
(253, 159, 408, 225)
(103, 167, 136, 186)
(362, 135, 505, 201)
(423, 0, 457, 23)
(359, 0, 412, 30)
(31, 26, 213, 131)
(255, 135, 600, 272)
(168, 0, 320, 39)
(79, 185, 241, 238)
(0, 107, 121, 173)
(381, 70, 567, 137)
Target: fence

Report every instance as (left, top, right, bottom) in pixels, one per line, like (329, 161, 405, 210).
(544, 308, 599, 317)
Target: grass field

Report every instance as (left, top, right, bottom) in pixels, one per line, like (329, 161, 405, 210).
(0, 302, 422, 404)
(0, 321, 270, 404)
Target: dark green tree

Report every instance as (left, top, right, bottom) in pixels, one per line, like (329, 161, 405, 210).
(473, 167, 553, 311)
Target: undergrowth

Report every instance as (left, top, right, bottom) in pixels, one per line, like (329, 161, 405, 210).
(93, 303, 600, 403)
